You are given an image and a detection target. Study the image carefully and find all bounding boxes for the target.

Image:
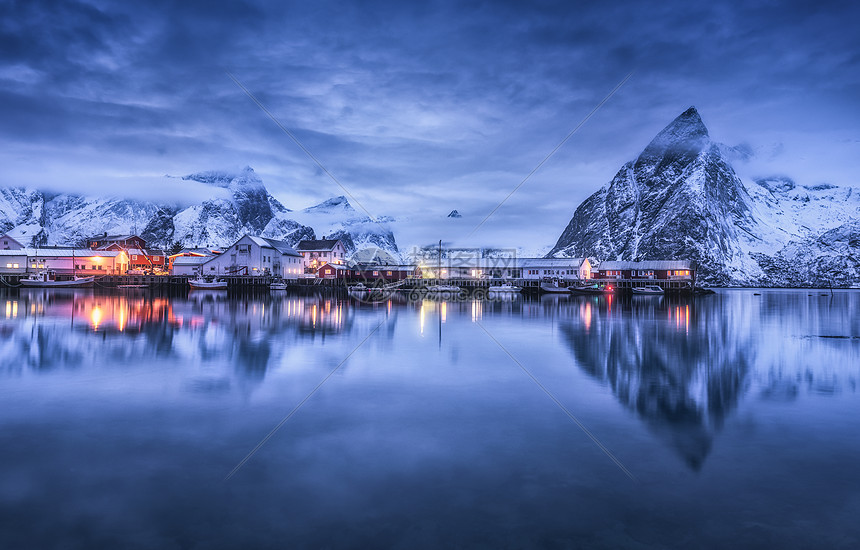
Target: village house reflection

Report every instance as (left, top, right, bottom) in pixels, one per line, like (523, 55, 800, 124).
(0, 290, 358, 387)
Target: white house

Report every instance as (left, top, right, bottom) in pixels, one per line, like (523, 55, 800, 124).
(0, 234, 24, 250)
(0, 249, 129, 275)
(296, 239, 348, 270)
(172, 255, 210, 276)
(198, 235, 303, 279)
(518, 258, 592, 281)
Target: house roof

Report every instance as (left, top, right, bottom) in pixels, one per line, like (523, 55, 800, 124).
(296, 239, 341, 251)
(88, 234, 139, 241)
(355, 264, 417, 271)
(247, 236, 302, 257)
(318, 262, 350, 271)
(518, 257, 588, 268)
(0, 248, 125, 257)
(173, 256, 210, 266)
(597, 260, 695, 271)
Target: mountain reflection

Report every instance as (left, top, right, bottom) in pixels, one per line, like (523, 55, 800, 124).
(561, 295, 753, 471)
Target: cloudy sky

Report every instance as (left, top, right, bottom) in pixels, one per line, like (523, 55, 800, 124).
(2, 0, 858, 251)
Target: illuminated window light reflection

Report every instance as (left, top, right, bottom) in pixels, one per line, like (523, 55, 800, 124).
(91, 306, 103, 330)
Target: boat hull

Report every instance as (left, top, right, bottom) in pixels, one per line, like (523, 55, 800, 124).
(540, 283, 569, 293)
(189, 281, 228, 290)
(20, 277, 94, 288)
(569, 287, 605, 295)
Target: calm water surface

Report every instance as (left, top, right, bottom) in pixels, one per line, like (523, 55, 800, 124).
(1, 288, 858, 549)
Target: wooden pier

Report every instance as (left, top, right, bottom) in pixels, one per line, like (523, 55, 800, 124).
(1, 274, 696, 294)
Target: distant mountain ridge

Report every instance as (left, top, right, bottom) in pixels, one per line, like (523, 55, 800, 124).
(548, 107, 860, 286)
(0, 167, 400, 259)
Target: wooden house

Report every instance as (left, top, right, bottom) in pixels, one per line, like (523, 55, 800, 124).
(594, 260, 696, 283)
(0, 249, 129, 276)
(518, 258, 591, 281)
(0, 234, 24, 250)
(199, 235, 303, 279)
(87, 234, 147, 251)
(296, 239, 348, 271)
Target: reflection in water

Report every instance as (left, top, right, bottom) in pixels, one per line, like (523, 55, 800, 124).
(0, 289, 358, 392)
(562, 295, 751, 470)
(560, 292, 859, 470)
(1, 289, 859, 548)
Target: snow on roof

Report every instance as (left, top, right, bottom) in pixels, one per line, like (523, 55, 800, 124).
(173, 256, 210, 266)
(296, 239, 340, 251)
(517, 257, 588, 268)
(246, 235, 301, 256)
(597, 260, 695, 271)
(0, 248, 125, 257)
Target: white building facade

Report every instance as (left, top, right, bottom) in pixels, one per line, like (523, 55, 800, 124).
(0, 249, 129, 275)
(518, 258, 592, 281)
(198, 235, 303, 279)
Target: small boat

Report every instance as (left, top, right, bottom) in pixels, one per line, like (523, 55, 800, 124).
(488, 282, 521, 293)
(632, 285, 664, 295)
(270, 280, 288, 291)
(348, 282, 369, 291)
(20, 270, 94, 288)
(540, 279, 569, 293)
(188, 276, 227, 290)
(569, 283, 606, 295)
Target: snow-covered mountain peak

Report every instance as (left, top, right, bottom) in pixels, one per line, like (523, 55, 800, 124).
(302, 195, 355, 214)
(548, 107, 860, 286)
(639, 106, 710, 162)
(181, 166, 263, 191)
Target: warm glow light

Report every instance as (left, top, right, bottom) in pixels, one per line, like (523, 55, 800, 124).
(582, 302, 592, 332)
(91, 306, 103, 330)
(118, 306, 126, 332)
(471, 300, 482, 322)
(686, 305, 690, 333)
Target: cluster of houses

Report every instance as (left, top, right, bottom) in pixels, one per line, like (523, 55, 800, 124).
(0, 231, 696, 285)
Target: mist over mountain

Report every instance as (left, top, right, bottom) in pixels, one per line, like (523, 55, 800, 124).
(548, 107, 860, 286)
(0, 167, 398, 258)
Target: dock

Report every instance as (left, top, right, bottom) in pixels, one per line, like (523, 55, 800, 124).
(0, 274, 697, 294)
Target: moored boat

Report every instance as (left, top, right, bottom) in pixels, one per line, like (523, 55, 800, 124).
(631, 285, 664, 295)
(568, 283, 606, 295)
(189, 276, 228, 290)
(270, 280, 288, 290)
(20, 270, 94, 288)
(539, 279, 569, 293)
(487, 282, 521, 293)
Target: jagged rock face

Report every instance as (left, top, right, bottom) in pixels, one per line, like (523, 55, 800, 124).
(290, 195, 400, 258)
(1, 167, 399, 256)
(549, 107, 860, 286)
(447, 210, 462, 218)
(752, 221, 860, 287)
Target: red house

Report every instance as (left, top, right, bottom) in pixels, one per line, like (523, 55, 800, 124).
(594, 260, 696, 283)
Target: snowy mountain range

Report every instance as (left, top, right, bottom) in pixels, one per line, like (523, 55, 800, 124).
(548, 107, 860, 286)
(0, 167, 399, 259)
